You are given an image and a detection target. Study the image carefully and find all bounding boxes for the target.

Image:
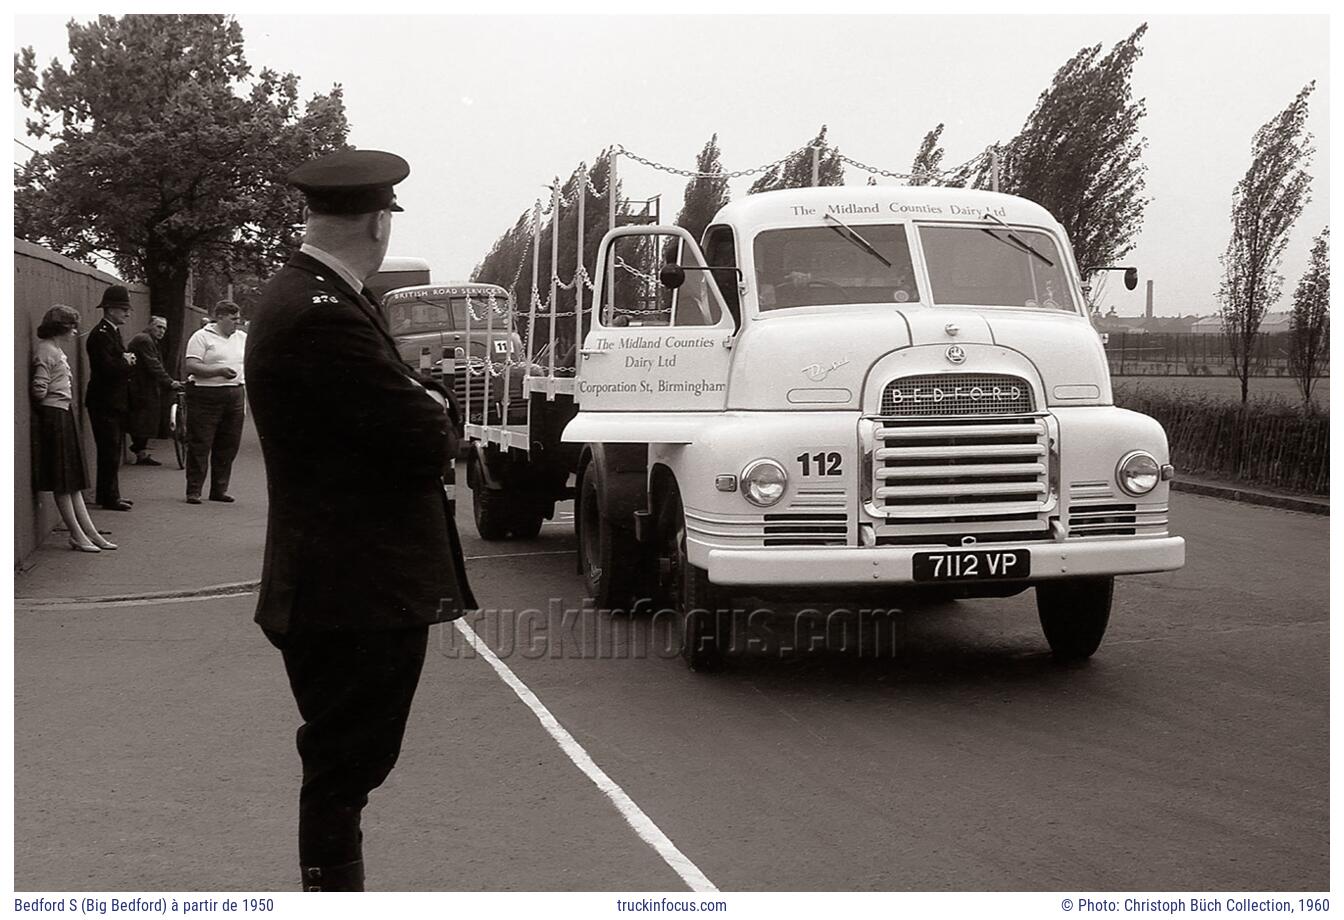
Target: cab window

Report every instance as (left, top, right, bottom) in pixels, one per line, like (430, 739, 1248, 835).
(701, 225, 741, 327)
(753, 224, 920, 310)
(386, 295, 453, 333)
(920, 225, 1076, 311)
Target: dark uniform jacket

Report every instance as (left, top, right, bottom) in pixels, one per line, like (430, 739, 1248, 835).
(245, 251, 477, 634)
(85, 318, 132, 414)
(127, 331, 175, 440)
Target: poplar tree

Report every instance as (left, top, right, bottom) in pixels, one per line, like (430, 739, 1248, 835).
(1218, 83, 1316, 404)
(960, 25, 1151, 277)
(748, 125, 844, 193)
(908, 123, 946, 186)
(1287, 226, 1329, 410)
(674, 134, 731, 244)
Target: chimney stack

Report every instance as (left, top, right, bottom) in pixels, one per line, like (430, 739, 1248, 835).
(1145, 280, 1154, 319)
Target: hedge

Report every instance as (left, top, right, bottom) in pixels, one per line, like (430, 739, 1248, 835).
(1114, 385, 1329, 495)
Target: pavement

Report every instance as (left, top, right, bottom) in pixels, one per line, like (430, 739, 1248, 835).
(1170, 474, 1328, 515)
(15, 416, 268, 602)
(14, 419, 1327, 604)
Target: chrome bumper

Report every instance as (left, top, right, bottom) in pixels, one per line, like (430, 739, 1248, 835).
(705, 537, 1185, 587)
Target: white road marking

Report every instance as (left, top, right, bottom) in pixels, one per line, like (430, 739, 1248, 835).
(464, 550, 572, 560)
(452, 617, 719, 893)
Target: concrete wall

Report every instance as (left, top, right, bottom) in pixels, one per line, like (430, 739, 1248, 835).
(14, 238, 149, 569)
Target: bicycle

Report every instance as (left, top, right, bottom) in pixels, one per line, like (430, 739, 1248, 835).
(169, 388, 189, 470)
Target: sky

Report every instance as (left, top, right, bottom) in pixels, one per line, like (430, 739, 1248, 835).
(11, 13, 1332, 318)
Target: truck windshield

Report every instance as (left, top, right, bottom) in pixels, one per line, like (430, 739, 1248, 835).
(753, 225, 919, 310)
(386, 290, 511, 333)
(920, 225, 1076, 311)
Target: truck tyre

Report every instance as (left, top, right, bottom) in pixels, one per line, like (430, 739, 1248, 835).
(656, 485, 730, 672)
(472, 483, 512, 541)
(577, 464, 637, 611)
(1036, 576, 1114, 662)
(509, 505, 545, 540)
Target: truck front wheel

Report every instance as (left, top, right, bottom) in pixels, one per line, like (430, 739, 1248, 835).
(1036, 576, 1114, 662)
(577, 464, 636, 611)
(657, 486, 730, 672)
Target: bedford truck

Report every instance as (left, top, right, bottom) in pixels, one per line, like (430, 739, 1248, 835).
(463, 186, 1186, 670)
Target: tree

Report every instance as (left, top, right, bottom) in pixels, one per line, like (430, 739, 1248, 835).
(1218, 82, 1316, 404)
(473, 149, 626, 361)
(1287, 226, 1329, 410)
(908, 123, 945, 186)
(958, 25, 1151, 277)
(748, 125, 844, 193)
(14, 14, 348, 364)
(674, 134, 731, 244)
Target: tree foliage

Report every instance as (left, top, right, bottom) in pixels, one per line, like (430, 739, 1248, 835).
(674, 134, 731, 244)
(748, 125, 844, 193)
(14, 14, 348, 363)
(1287, 226, 1329, 410)
(1218, 82, 1316, 404)
(957, 25, 1151, 277)
(473, 150, 627, 361)
(908, 123, 945, 186)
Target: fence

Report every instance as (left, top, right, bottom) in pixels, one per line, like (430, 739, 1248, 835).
(1104, 331, 1327, 378)
(13, 238, 149, 568)
(1116, 387, 1329, 495)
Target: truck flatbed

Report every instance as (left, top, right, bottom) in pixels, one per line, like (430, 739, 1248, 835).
(464, 422, 530, 452)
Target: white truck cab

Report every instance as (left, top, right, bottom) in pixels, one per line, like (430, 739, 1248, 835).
(466, 185, 1185, 670)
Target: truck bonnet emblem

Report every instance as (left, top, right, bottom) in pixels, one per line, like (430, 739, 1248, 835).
(945, 345, 966, 365)
(802, 358, 850, 382)
(945, 323, 960, 336)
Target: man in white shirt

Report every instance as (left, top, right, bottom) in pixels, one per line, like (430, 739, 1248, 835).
(183, 300, 247, 504)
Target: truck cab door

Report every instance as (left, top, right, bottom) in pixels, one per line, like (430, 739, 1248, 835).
(580, 225, 735, 412)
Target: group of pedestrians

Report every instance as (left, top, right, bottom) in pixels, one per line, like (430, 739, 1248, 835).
(30, 286, 249, 552)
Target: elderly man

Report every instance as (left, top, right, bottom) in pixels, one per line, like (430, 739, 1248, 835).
(126, 315, 183, 466)
(246, 149, 476, 892)
(84, 284, 137, 510)
(183, 300, 247, 503)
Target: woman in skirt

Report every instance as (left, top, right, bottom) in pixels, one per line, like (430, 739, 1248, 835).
(32, 304, 117, 552)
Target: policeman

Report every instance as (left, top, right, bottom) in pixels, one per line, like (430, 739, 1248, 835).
(245, 149, 476, 892)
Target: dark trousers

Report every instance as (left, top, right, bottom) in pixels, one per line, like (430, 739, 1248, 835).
(130, 436, 150, 453)
(185, 385, 245, 497)
(266, 626, 430, 867)
(87, 408, 125, 505)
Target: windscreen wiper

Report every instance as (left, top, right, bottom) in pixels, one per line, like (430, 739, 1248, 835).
(980, 212, 1053, 267)
(823, 212, 892, 267)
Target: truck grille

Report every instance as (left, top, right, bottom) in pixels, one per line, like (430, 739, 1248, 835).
(1068, 501, 1169, 537)
(880, 373, 1034, 417)
(868, 415, 1053, 544)
(763, 512, 848, 547)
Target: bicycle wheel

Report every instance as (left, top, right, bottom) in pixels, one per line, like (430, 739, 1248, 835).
(172, 398, 188, 470)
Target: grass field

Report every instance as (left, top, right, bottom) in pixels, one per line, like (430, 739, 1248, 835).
(1113, 375, 1330, 411)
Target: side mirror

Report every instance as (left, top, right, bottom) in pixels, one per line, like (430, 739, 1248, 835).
(1124, 268, 1139, 291)
(659, 263, 686, 290)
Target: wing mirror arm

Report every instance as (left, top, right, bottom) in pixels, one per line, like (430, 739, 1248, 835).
(659, 263, 744, 290)
(1096, 265, 1140, 291)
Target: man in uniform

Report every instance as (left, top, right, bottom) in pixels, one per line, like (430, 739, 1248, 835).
(245, 149, 476, 892)
(85, 284, 137, 510)
(126, 314, 182, 466)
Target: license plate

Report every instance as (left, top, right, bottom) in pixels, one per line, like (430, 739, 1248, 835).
(913, 549, 1030, 582)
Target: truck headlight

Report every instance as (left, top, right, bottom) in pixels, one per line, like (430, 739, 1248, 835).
(740, 458, 788, 507)
(1116, 450, 1161, 496)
